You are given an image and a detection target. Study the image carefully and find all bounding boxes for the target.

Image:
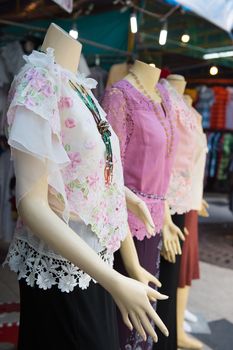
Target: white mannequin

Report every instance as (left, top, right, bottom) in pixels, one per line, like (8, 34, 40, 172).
(15, 23, 169, 343)
(176, 93, 206, 350)
(162, 74, 188, 263)
(125, 59, 162, 102)
(183, 94, 193, 107)
(125, 63, 187, 264)
(184, 94, 209, 219)
(167, 74, 187, 95)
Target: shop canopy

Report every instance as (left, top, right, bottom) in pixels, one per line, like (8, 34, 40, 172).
(175, 0, 233, 33)
(1, 0, 233, 76)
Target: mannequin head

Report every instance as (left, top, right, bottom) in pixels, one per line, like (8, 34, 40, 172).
(41, 23, 82, 74)
(167, 74, 187, 95)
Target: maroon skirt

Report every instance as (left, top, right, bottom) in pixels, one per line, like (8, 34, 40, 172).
(178, 210, 200, 288)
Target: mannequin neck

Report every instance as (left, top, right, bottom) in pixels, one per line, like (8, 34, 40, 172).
(183, 94, 193, 106)
(167, 74, 187, 95)
(126, 60, 161, 92)
(41, 23, 82, 74)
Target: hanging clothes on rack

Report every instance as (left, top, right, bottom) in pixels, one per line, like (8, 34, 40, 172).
(0, 136, 16, 242)
(90, 66, 108, 100)
(0, 40, 25, 242)
(226, 87, 233, 130)
(195, 85, 215, 129)
(186, 84, 233, 131)
(210, 87, 228, 129)
(205, 131, 233, 191)
(1, 41, 25, 77)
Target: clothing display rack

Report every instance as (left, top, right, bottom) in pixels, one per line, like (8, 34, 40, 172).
(186, 79, 233, 195)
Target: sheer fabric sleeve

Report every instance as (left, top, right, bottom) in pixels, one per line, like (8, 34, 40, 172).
(102, 87, 132, 166)
(7, 65, 70, 220)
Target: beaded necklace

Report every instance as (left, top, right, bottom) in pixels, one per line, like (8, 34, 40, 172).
(129, 70, 175, 157)
(69, 80, 113, 185)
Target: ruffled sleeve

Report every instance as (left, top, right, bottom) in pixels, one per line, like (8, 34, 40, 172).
(102, 87, 132, 166)
(7, 60, 70, 221)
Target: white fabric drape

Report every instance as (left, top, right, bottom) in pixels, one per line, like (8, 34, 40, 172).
(177, 0, 233, 32)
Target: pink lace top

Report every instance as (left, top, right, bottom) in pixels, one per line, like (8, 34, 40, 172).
(102, 79, 179, 240)
(160, 79, 198, 214)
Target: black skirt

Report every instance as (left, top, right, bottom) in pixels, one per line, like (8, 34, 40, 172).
(154, 214, 185, 350)
(18, 279, 119, 350)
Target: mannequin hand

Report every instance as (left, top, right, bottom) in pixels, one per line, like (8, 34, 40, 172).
(162, 221, 184, 263)
(126, 264, 162, 288)
(163, 200, 188, 243)
(109, 275, 169, 342)
(120, 230, 161, 288)
(125, 187, 155, 236)
(161, 219, 189, 263)
(161, 244, 176, 263)
(198, 199, 209, 217)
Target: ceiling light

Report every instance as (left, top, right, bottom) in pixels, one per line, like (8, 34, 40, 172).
(149, 63, 156, 67)
(209, 66, 218, 75)
(69, 23, 78, 40)
(181, 33, 190, 43)
(203, 51, 233, 59)
(159, 21, 168, 46)
(130, 12, 138, 34)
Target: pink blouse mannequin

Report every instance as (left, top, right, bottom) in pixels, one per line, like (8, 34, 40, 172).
(102, 60, 179, 350)
(161, 76, 198, 215)
(177, 95, 207, 350)
(155, 74, 198, 350)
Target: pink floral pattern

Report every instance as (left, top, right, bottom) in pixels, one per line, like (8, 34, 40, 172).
(166, 171, 192, 215)
(5, 48, 128, 291)
(59, 97, 73, 109)
(65, 118, 76, 128)
(7, 63, 60, 136)
(160, 79, 198, 214)
(87, 173, 100, 188)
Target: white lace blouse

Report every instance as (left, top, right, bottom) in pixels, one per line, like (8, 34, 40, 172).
(159, 79, 198, 215)
(4, 49, 128, 292)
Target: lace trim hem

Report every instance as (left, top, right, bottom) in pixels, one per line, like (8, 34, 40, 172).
(166, 172, 193, 215)
(128, 198, 165, 240)
(3, 238, 114, 293)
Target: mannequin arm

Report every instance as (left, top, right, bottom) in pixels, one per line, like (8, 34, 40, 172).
(16, 152, 168, 342)
(161, 201, 188, 263)
(120, 226, 161, 288)
(125, 187, 155, 236)
(198, 198, 209, 217)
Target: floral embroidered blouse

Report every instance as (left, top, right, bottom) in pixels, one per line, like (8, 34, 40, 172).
(102, 80, 179, 240)
(160, 79, 198, 214)
(4, 49, 128, 292)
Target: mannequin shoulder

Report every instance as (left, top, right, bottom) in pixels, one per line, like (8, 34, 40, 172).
(103, 83, 127, 101)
